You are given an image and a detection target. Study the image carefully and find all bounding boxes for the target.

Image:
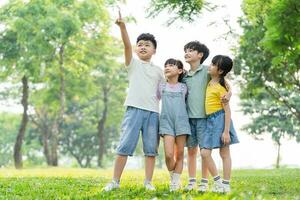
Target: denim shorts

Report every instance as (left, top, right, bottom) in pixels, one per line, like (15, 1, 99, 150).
(186, 118, 207, 148)
(200, 109, 239, 149)
(116, 106, 159, 156)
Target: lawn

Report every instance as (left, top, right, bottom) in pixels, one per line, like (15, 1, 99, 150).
(0, 168, 299, 199)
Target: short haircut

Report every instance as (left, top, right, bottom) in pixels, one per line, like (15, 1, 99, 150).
(136, 33, 157, 49)
(184, 41, 209, 64)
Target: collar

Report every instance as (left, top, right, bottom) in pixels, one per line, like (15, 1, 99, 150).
(140, 59, 153, 65)
(187, 64, 204, 76)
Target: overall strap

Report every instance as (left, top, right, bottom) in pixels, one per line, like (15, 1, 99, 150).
(179, 83, 186, 98)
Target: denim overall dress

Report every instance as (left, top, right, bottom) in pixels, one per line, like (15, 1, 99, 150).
(159, 83, 191, 136)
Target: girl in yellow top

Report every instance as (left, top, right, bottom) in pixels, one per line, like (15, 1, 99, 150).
(200, 55, 239, 193)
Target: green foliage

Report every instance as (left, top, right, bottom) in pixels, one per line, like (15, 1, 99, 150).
(147, 0, 215, 25)
(0, 0, 127, 167)
(0, 168, 300, 199)
(236, 0, 300, 146)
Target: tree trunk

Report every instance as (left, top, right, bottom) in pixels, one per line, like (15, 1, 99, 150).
(97, 87, 109, 167)
(42, 127, 52, 165)
(276, 140, 281, 169)
(14, 76, 29, 169)
(50, 44, 66, 166)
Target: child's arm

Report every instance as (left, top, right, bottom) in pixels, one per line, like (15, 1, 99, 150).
(222, 102, 231, 145)
(221, 79, 232, 104)
(115, 10, 132, 66)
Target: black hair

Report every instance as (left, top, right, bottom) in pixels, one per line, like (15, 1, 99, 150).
(164, 58, 184, 82)
(184, 41, 209, 64)
(211, 55, 233, 91)
(136, 33, 157, 49)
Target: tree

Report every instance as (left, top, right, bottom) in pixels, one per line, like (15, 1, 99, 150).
(0, 0, 120, 167)
(235, 0, 300, 163)
(240, 89, 299, 168)
(0, 1, 51, 168)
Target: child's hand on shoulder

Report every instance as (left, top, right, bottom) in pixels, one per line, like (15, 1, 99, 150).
(221, 92, 232, 104)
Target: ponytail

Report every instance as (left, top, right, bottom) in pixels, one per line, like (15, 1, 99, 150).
(219, 75, 228, 91)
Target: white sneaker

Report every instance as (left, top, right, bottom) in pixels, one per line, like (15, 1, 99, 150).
(184, 181, 197, 191)
(103, 180, 120, 191)
(170, 180, 181, 192)
(197, 183, 208, 192)
(144, 182, 156, 191)
(223, 184, 231, 193)
(211, 181, 224, 193)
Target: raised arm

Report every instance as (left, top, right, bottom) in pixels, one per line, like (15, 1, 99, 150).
(115, 10, 132, 66)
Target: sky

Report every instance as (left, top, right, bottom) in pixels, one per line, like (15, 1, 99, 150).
(0, 0, 299, 169)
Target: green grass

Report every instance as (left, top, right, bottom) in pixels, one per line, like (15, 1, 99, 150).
(0, 168, 299, 199)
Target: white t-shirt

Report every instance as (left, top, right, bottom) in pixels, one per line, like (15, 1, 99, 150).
(124, 57, 164, 113)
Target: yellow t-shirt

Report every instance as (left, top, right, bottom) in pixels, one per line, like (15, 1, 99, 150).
(205, 82, 227, 115)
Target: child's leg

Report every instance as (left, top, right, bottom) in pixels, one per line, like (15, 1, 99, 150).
(145, 156, 156, 181)
(198, 148, 209, 192)
(141, 111, 159, 189)
(200, 149, 218, 177)
(201, 148, 224, 192)
(220, 146, 231, 180)
(187, 147, 198, 178)
(163, 135, 176, 171)
(174, 135, 186, 173)
(113, 155, 128, 181)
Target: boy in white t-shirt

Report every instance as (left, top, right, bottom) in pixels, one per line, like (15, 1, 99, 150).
(103, 11, 164, 191)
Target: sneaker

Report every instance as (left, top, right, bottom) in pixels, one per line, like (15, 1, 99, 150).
(197, 183, 208, 192)
(144, 182, 156, 191)
(184, 181, 197, 191)
(211, 181, 224, 193)
(102, 180, 120, 191)
(170, 182, 180, 192)
(223, 184, 231, 193)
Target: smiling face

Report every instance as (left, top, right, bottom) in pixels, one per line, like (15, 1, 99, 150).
(184, 48, 203, 64)
(135, 40, 156, 61)
(164, 63, 183, 80)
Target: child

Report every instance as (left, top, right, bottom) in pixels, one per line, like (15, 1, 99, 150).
(103, 11, 164, 191)
(157, 59, 191, 191)
(182, 41, 231, 192)
(200, 55, 239, 193)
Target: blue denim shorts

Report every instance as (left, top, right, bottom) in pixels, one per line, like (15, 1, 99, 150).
(200, 109, 239, 149)
(116, 106, 159, 156)
(186, 118, 207, 148)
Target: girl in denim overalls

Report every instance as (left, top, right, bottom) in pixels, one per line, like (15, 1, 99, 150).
(157, 58, 191, 191)
(200, 55, 239, 193)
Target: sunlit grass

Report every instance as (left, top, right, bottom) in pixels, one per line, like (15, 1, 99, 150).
(0, 168, 299, 199)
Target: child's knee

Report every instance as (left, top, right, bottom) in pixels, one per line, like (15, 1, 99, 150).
(165, 151, 174, 162)
(219, 150, 230, 159)
(175, 150, 184, 161)
(188, 147, 198, 157)
(200, 149, 211, 158)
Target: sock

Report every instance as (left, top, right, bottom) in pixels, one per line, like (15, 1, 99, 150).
(189, 177, 196, 183)
(222, 179, 230, 185)
(200, 178, 208, 185)
(213, 175, 221, 183)
(172, 173, 181, 183)
(144, 179, 152, 185)
(112, 178, 120, 184)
